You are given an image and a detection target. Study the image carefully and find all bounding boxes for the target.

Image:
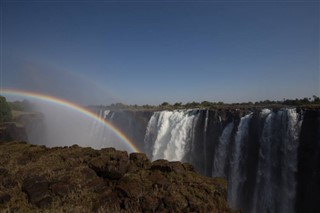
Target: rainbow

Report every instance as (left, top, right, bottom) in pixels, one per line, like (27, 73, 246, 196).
(1, 88, 141, 153)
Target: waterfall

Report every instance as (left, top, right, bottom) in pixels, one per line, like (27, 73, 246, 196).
(203, 110, 209, 172)
(144, 112, 161, 158)
(103, 110, 110, 119)
(106, 108, 316, 213)
(88, 109, 113, 149)
(88, 109, 107, 148)
(204, 109, 209, 134)
(250, 109, 302, 213)
(278, 109, 302, 213)
(251, 110, 275, 213)
(212, 122, 234, 178)
(144, 110, 200, 161)
(189, 110, 201, 156)
(109, 111, 115, 121)
(228, 113, 253, 210)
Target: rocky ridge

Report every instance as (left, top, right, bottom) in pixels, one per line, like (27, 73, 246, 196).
(0, 140, 237, 213)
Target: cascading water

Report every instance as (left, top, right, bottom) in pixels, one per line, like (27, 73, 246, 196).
(249, 109, 302, 213)
(144, 112, 161, 157)
(251, 110, 275, 213)
(228, 113, 253, 210)
(203, 110, 209, 173)
(212, 122, 234, 178)
(277, 109, 303, 213)
(108, 107, 316, 213)
(144, 110, 200, 161)
(103, 110, 110, 118)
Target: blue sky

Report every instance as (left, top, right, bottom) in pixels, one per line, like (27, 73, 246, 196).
(1, 0, 319, 105)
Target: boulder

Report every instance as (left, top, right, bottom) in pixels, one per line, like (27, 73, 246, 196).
(0, 191, 11, 204)
(89, 152, 129, 180)
(22, 176, 52, 208)
(129, 152, 151, 170)
(50, 182, 74, 197)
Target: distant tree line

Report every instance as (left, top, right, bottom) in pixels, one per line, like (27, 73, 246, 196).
(0, 96, 12, 122)
(100, 95, 320, 110)
(8, 100, 34, 112)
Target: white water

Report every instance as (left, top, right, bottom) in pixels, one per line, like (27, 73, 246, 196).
(103, 110, 110, 118)
(203, 110, 209, 171)
(250, 109, 302, 213)
(278, 109, 302, 213)
(204, 110, 209, 134)
(212, 122, 234, 178)
(144, 112, 161, 157)
(251, 111, 275, 213)
(228, 113, 253, 209)
(110, 111, 115, 121)
(144, 110, 199, 161)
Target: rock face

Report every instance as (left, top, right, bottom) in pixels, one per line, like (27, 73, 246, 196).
(108, 108, 320, 213)
(296, 110, 320, 213)
(0, 123, 28, 142)
(0, 141, 237, 213)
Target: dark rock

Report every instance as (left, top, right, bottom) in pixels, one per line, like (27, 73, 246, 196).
(129, 152, 151, 170)
(22, 176, 52, 208)
(0, 168, 8, 176)
(89, 150, 129, 180)
(182, 163, 196, 172)
(297, 110, 320, 213)
(89, 157, 107, 174)
(0, 191, 11, 204)
(163, 191, 188, 211)
(92, 190, 120, 212)
(116, 178, 143, 198)
(36, 196, 52, 208)
(0, 141, 237, 213)
(140, 195, 159, 212)
(168, 161, 186, 174)
(151, 160, 186, 174)
(147, 172, 170, 189)
(2, 177, 17, 189)
(81, 167, 98, 179)
(50, 182, 74, 197)
(17, 157, 30, 165)
(150, 159, 172, 172)
(0, 123, 28, 142)
(90, 180, 109, 193)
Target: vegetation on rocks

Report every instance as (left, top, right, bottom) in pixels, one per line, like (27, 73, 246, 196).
(0, 96, 12, 123)
(8, 100, 34, 112)
(0, 141, 238, 213)
(91, 95, 320, 111)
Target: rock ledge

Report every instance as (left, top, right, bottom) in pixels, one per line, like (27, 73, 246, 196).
(0, 141, 237, 213)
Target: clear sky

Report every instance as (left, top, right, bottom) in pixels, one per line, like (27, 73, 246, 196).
(1, 0, 319, 105)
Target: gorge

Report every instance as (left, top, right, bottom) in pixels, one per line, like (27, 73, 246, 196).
(103, 108, 320, 213)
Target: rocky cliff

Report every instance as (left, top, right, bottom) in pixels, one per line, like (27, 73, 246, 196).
(0, 141, 237, 213)
(0, 123, 28, 142)
(106, 108, 320, 213)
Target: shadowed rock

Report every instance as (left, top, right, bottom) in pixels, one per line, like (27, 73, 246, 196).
(22, 176, 52, 208)
(0, 191, 11, 204)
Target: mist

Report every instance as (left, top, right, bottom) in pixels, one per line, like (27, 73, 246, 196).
(4, 59, 124, 105)
(27, 100, 130, 152)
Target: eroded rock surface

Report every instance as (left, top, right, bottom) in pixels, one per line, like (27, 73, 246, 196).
(0, 141, 238, 213)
